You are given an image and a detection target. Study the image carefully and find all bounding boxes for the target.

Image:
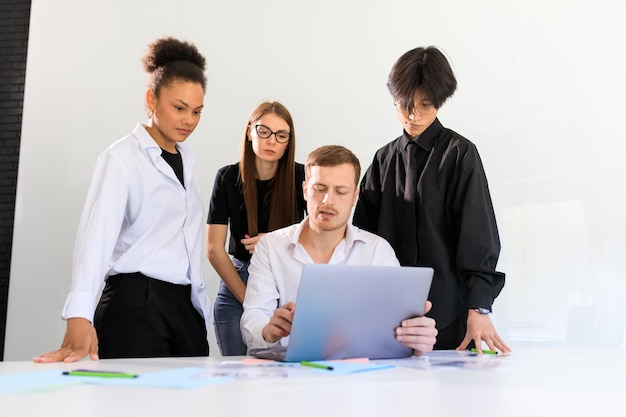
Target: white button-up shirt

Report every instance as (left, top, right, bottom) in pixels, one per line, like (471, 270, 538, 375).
(241, 217, 399, 350)
(61, 123, 211, 331)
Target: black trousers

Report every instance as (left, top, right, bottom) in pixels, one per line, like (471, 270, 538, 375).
(94, 272, 209, 359)
(434, 314, 475, 350)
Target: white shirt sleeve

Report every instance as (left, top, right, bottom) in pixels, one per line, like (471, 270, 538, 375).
(60, 125, 211, 328)
(240, 220, 401, 352)
(240, 234, 282, 351)
(62, 151, 129, 321)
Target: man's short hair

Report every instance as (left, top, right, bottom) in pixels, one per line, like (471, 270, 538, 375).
(305, 145, 361, 187)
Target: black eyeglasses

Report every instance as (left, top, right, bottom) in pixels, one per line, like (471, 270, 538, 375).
(254, 124, 291, 143)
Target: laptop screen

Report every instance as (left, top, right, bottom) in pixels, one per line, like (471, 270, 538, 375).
(250, 264, 434, 362)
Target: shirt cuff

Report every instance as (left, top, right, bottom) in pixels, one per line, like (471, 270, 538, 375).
(61, 291, 97, 322)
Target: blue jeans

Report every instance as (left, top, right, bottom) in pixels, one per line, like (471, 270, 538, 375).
(213, 258, 249, 356)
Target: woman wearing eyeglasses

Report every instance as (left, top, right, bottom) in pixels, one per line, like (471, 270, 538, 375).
(206, 101, 306, 356)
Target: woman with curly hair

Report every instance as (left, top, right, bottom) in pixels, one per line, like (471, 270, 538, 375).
(34, 37, 211, 362)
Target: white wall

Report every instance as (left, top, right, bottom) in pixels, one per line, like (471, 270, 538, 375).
(6, 0, 626, 360)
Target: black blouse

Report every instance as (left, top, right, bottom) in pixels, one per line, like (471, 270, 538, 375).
(353, 118, 505, 329)
(207, 162, 306, 263)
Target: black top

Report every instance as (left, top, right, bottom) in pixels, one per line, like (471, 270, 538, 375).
(207, 162, 306, 262)
(160, 148, 184, 187)
(353, 118, 505, 329)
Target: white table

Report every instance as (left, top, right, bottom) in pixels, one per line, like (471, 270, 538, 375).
(1, 347, 625, 417)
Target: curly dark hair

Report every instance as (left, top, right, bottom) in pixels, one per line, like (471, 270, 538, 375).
(142, 37, 207, 96)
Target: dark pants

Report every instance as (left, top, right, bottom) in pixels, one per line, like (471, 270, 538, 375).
(213, 258, 248, 356)
(434, 314, 473, 350)
(94, 272, 209, 359)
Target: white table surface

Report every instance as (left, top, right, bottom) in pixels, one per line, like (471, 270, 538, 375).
(1, 347, 625, 417)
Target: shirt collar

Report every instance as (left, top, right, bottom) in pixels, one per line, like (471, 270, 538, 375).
(132, 122, 195, 164)
(288, 217, 367, 249)
(288, 218, 309, 247)
(399, 117, 444, 152)
(133, 123, 159, 150)
(344, 222, 368, 247)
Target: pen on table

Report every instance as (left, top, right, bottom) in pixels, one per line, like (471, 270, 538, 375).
(62, 370, 138, 378)
(300, 361, 334, 371)
(470, 348, 498, 355)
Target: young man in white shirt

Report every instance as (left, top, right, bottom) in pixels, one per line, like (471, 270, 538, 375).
(241, 145, 437, 356)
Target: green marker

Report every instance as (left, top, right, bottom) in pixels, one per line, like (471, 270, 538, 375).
(300, 361, 334, 371)
(62, 369, 138, 378)
(470, 348, 498, 355)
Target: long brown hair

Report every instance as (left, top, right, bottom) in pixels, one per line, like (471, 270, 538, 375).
(239, 101, 298, 236)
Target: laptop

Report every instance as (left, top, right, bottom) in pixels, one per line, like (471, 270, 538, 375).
(249, 264, 434, 362)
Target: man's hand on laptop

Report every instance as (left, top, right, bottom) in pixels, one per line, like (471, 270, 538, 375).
(262, 301, 296, 344)
(395, 301, 438, 356)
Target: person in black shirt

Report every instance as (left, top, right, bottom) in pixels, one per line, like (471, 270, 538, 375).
(206, 101, 306, 356)
(353, 46, 511, 354)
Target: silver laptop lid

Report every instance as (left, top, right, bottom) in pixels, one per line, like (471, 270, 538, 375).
(276, 264, 434, 362)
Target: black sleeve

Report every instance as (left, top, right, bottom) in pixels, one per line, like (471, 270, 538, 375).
(295, 163, 307, 219)
(207, 165, 234, 225)
(353, 154, 382, 233)
(453, 144, 505, 310)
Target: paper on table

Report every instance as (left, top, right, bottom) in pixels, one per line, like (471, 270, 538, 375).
(240, 357, 275, 364)
(215, 361, 301, 379)
(0, 370, 83, 394)
(372, 350, 508, 370)
(329, 357, 370, 364)
(0, 359, 393, 394)
(306, 360, 394, 375)
(218, 358, 390, 378)
(82, 367, 232, 388)
(240, 357, 370, 365)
